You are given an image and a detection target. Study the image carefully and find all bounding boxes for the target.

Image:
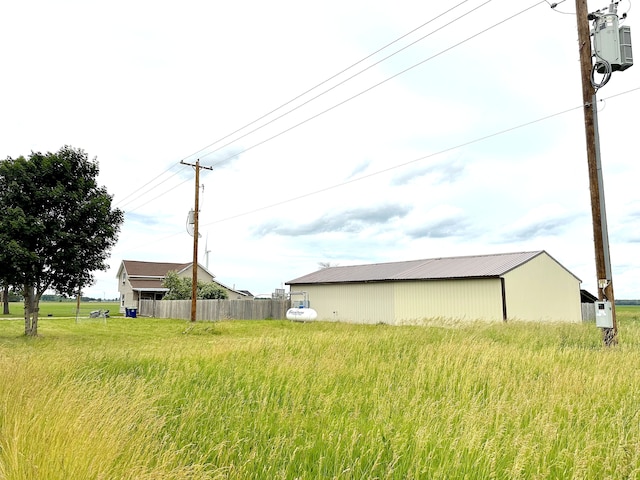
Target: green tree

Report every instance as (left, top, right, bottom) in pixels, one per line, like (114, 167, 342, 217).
(162, 271, 193, 300)
(162, 270, 228, 300)
(0, 146, 123, 335)
(198, 281, 228, 300)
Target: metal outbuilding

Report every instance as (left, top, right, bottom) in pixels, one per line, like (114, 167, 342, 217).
(286, 251, 582, 324)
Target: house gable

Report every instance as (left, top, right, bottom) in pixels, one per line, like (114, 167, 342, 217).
(117, 259, 250, 311)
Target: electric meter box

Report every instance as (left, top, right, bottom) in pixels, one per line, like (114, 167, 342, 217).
(595, 301, 614, 329)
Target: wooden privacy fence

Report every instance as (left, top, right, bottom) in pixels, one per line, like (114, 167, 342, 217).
(139, 299, 290, 321)
(582, 303, 596, 322)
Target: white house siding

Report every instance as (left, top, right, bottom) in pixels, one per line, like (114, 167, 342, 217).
(393, 278, 504, 324)
(302, 283, 395, 324)
(121, 290, 136, 310)
(177, 265, 215, 283)
(502, 254, 581, 322)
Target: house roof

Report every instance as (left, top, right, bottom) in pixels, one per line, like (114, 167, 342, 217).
(129, 279, 170, 292)
(120, 260, 191, 278)
(287, 251, 578, 285)
(117, 259, 250, 297)
(580, 289, 598, 303)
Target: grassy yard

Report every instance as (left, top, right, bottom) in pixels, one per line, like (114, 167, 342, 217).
(1, 306, 640, 479)
(1, 301, 121, 319)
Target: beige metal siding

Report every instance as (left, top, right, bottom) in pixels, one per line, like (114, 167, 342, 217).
(393, 278, 504, 323)
(503, 254, 581, 322)
(297, 283, 395, 324)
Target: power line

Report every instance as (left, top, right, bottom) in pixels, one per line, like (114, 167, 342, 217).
(194, 0, 497, 165)
(114, 163, 187, 208)
(117, 165, 189, 210)
(178, 0, 480, 165)
(114, 86, 639, 253)
(123, 176, 191, 215)
(201, 102, 585, 228)
(112, 0, 581, 227)
(202, 0, 549, 168)
(111, 1, 499, 213)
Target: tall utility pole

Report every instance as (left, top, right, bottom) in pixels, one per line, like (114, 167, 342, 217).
(181, 159, 213, 322)
(574, 0, 617, 345)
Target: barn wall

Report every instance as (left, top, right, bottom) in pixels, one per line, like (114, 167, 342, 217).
(296, 283, 395, 324)
(393, 278, 504, 323)
(502, 253, 581, 322)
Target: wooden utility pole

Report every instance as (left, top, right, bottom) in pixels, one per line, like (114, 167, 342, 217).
(574, 0, 617, 345)
(181, 159, 213, 322)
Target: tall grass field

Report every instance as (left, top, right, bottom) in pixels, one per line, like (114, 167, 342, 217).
(1, 304, 640, 479)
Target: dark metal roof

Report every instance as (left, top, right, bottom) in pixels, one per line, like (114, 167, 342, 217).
(287, 251, 559, 285)
(580, 289, 598, 303)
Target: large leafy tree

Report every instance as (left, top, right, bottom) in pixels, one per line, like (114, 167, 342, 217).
(0, 146, 123, 335)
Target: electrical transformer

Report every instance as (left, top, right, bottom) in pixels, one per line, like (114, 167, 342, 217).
(593, 12, 633, 72)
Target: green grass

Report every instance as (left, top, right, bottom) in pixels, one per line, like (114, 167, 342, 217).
(1, 301, 121, 319)
(1, 307, 640, 478)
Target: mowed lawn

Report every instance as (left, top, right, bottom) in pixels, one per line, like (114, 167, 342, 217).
(1, 305, 640, 479)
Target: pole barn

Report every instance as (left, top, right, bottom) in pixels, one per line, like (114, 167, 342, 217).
(286, 251, 582, 325)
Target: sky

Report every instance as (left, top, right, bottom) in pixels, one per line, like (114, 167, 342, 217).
(1, 0, 639, 300)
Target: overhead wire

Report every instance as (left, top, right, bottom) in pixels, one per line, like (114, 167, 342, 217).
(197, 0, 497, 165)
(117, 166, 189, 211)
(112, 0, 482, 213)
(116, 85, 639, 253)
(123, 176, 192, 215)
(178, 0, 480, 164)
(199, 87, 639, 227)
(202, 105, 586, 227)
(202, 0, 549, 168)
(115, 0, 555, 222)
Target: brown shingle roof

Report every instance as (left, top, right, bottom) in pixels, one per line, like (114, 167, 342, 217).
(123, 260, 190, 277)
(287, 251, 565, 285)
(129, 279, 169, 291)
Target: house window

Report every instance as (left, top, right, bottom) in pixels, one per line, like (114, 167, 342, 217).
(122, 272, 127, 284)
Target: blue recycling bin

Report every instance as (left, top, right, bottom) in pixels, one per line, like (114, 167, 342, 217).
(130, 308, 137, 318)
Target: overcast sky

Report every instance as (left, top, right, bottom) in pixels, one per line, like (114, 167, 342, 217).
(2, 0, 639, 300)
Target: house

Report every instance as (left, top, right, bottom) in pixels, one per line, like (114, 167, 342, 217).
(116, 260, 251, 313)
(286, 251, 582, 325)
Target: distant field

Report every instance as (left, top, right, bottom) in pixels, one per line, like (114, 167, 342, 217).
(1, 307, 640, 478)
(2, 301, 121, 318)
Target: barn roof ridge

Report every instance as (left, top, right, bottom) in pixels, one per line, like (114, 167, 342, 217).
(287, 250, 549, 285)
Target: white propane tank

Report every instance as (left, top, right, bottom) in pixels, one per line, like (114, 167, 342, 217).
(286, 307, 318, 322)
